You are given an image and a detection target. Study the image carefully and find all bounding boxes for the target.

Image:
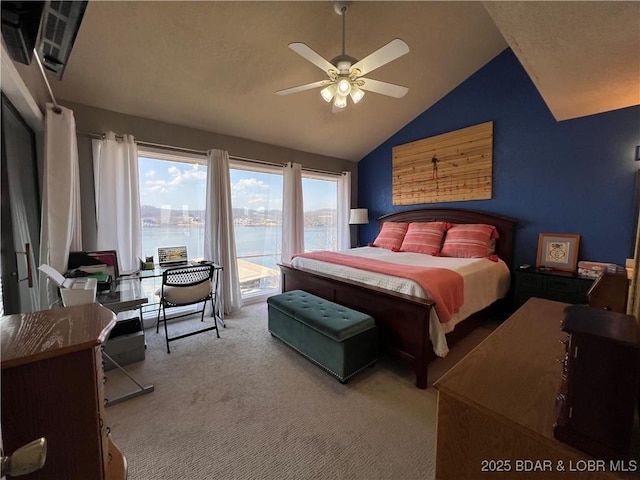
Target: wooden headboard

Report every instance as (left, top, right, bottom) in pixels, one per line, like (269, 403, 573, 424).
(377, 207, 518, 269)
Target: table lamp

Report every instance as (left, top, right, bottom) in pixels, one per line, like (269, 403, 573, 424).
(349, 208, 369, 247)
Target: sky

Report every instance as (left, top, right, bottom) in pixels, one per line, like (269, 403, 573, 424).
(138, 157, 337, 212)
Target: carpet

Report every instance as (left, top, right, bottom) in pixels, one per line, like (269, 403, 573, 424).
(105, 301, 494, 480)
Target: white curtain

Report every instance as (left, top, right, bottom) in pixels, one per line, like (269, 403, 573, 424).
(91, 132, 141, 274)
(281, 162, 304, 264)
(337, 171, 351, 250)
(204, 149, 242, 314)
(627, 207, 640, 321)
(39, 103, 82, 307)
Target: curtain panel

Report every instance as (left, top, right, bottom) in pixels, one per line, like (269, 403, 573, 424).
(627, 207, 640, 322)
(204, 149, 242, 314)
(91, 132, 141, 274)
(337, 171, 351, 250)
(39, 103, 82, 307)
(281, 162, 304, 264)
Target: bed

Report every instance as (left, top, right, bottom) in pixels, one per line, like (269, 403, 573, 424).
(278, 207, 517, 389)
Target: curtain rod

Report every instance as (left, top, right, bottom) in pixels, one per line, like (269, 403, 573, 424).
(33, 48, 62, 114)
(78, 130, 344, 176)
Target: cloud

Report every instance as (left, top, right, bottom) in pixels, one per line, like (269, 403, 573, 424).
(139, 162, 207, 208)
(231, 177, 278, 210)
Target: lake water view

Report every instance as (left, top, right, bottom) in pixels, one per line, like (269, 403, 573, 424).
(142, 224, 336, 295)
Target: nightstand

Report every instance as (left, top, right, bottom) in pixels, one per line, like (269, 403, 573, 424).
(514, 268, 594, 309)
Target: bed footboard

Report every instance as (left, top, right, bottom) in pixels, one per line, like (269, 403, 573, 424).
(279, 263, 435, 388)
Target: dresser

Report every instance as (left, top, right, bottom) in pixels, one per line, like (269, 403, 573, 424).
(514, 268, 594, 309)
(555, 305, 639, 460)
(434, 297, 639, 479)
(1, 303, 127, 480)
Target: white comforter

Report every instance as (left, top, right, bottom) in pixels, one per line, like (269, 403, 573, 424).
(290, 246, 511, 357)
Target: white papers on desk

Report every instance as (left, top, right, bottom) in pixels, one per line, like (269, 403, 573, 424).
(38, 264, 69, 287)
(116, 281, 134, 293)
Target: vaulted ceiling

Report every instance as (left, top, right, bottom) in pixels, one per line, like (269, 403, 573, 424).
(49, 1, 640, 161)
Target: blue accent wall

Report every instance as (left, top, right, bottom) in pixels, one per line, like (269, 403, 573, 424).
(358, 48, 640, 268)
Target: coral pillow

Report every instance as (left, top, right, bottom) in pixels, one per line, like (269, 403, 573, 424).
(370, 222, 409, 251)
(440, 224, 499, 259)
(399, 222, 449, 255)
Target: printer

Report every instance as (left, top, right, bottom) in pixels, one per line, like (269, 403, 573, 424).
(39, 264, 97, 307)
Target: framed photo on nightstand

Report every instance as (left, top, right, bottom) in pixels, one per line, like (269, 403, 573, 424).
(536, 233, 580, 272)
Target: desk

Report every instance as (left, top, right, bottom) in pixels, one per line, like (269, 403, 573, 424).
(97, 277, 148, 314)
(134, 262, 225, 327)
(96, 278, 154, 406)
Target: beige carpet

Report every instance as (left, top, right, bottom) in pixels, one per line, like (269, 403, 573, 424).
(105, 301, 496, 480)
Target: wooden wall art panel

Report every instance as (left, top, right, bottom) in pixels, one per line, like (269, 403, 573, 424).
(392, 121, 493, 205)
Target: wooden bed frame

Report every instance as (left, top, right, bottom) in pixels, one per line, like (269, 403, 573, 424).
(279, 207, 518, 389)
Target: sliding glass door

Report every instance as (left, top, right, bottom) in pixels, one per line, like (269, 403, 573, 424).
(229, 162, 283, 299)
(1, 94, 41, 314)
(229, 161, 339, 301)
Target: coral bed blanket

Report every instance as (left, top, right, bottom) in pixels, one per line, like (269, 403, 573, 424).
(293, 251, 464, 323)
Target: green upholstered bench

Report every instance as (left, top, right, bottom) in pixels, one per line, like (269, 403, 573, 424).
(267, 290, 378, 383)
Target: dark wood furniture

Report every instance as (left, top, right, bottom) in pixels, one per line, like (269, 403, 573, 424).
(587, 270, 630, 313)
(514, 267, 594, 309)
(1, 303, 127, 480)
(279, 207, 517, 389)
(554, 305, 640, 460)
(434, 298, 639, 480)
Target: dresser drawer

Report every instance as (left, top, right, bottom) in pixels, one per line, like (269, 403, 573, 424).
(515, 272, 544, 291)
(544, 276, 579, 294)
(513, 269, 594, 310)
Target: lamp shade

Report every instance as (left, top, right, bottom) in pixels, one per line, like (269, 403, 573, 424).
(349, 208, 369, 225)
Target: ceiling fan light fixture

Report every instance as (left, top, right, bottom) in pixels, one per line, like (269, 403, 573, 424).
(277, 2, 409, 113)
(334, 94, 348, 109)
(321, 84, 337, 102)
(337, 77, 352, 95)
(350, 85, 365, 104)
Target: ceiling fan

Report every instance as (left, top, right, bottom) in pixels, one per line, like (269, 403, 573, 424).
(276, 1, 410, 112)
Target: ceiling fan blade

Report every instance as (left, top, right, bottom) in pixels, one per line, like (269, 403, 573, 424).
(351, 39, 409, 76)
(276, 80, 327, 96)
(288, 42, 335, 73)
(359, 78, 409, 98)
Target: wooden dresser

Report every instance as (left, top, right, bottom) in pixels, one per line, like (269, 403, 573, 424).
(434, 297, 639, 480)
(1, 303, 127, 480)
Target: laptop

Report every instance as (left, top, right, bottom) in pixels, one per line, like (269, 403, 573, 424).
(157, 246, 189, 267)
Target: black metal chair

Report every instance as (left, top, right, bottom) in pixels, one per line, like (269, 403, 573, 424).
(156, 264, 219, 353)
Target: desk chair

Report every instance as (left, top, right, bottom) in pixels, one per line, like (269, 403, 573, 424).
(156, 264, 219, 353)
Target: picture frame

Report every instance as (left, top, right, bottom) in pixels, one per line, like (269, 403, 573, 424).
(536, 233, 581, 272)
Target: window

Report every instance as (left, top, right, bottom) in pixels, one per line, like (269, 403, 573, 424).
(229, 161, 283, 299)
(138, 147, 208, 305)
(229, 161, 340, 300)
(137, 151, 341, 303)
(302, 172, 338, 252)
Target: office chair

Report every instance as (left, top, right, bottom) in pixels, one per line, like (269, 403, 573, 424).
(156, 264, 219, 353)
